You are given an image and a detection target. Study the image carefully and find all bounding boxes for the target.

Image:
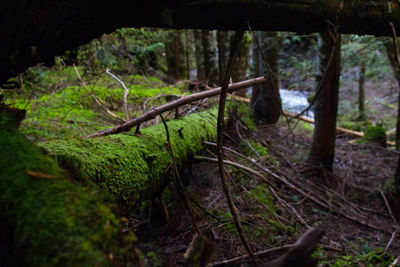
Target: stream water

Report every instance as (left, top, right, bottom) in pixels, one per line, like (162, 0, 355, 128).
(280, 89, 314, 119)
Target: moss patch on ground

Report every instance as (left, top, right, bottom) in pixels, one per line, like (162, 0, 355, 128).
(0, 106, 140, 266)
(40, 108, 218, 204)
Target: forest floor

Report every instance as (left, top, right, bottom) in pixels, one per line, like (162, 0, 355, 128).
(132, 102, 399, 266)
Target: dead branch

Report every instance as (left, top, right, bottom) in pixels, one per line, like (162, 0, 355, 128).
(160, 114, 200, 235)
(215, 30, 258, 266)
(86, 76, 266, 138)
(106, 69, 130, 121)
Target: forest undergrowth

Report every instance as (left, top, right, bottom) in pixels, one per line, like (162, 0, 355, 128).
(132, 104, 399, 266)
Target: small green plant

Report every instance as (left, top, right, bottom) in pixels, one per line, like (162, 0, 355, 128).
(359, 125, 386, 146)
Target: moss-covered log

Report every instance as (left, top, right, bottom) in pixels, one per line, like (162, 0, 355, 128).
(2, 0, 400, 83)
(41, 109, 218, 204)
(0, 107, 140, 266)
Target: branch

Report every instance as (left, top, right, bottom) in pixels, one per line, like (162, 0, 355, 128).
(106, 69, 130, 121)
(215, 30, 258, 266)
(86, 76, 267, 137)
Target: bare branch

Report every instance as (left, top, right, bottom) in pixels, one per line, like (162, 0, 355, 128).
(106, 69, 130, 121)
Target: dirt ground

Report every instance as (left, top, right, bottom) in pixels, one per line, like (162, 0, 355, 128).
(129, 109, 400, 266)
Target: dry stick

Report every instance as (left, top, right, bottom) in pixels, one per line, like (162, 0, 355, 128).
(379, 188, 400, 227)
(105, 69, 130, 121)
(209, 245, 293, 267)
(204, 141, 391, 233)
(159, 114, 200, 235)
(72, 64, 124, 122)
(386, 231, 397, 251)
(86, 76, 267, 138)
(389, 22, 400, 67)
(216, 30, 258, 266)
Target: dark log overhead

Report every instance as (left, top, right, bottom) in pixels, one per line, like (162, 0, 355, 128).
(1, 0, 400, 83)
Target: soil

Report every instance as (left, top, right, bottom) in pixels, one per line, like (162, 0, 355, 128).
(129, 112, 400, 266)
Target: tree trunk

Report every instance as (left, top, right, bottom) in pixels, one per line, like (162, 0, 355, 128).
(202, 30, 219, 86)
(358, 58, 366, 120)
(165, 31, 184, 81)
(251, 31, 282, 123)
(309, 33, 341, 171)
(217, 31, 230, 85)
(194, 30, 206, 81)
(231, 32, 251, 97)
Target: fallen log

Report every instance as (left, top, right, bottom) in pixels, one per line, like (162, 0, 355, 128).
(87, 76, 266, 138)
(41, 108, 218, 204)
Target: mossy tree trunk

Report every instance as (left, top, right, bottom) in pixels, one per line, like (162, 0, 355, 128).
(309, 33, 341, 171)
(251, 31, 282, 123)
(231, 32, 251, 97)
(358, 58, 367, 120)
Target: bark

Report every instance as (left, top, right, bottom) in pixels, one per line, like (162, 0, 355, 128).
(231, 32, 251, 97)
(217, 31, 230, 84)
(251, 32, 282, 123)
(2, 0, 400, 83)
(358, 59, 367, 120)
(194, 30, 206, 81)
(165, 31, 184, 80)
(309, 33, 341, 171)
(202, 30, 219, 86)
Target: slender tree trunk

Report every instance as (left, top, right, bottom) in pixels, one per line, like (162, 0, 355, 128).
(202, 30, 219, 86)
(358, 58, 366, 120)
(185, 30, 191, 80)
(251, 32, 282, 123)
(165, 31, 185, 80)
(309, 33, 341, 171)
(194, 30, 206, 81)
(231, 32, 251, 96)
(217, 31, 230, 85)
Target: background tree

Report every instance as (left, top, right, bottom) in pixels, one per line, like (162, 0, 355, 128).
(194, 30, 206, 81)
(231, 32, 251, 96)
(309, 32, 341, 171)
(217, 31, 230, 85)
(251, 32, 282, 123)
(202, 30, 219, 86)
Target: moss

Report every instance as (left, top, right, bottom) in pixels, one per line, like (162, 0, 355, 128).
(227, 101, 257, 131)
(6, 73, 184, 139)
(40, 108, 218, 204)
(359, 125, 386, 146)
(325, 248, 394, 267)
(0, 106, 139, 266)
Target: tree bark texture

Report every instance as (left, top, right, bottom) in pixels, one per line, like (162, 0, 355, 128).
(217, 31, 230, 85)
(309, 33, 341, 171)
(358, 59, 367, 120)
(251, 31, 282, 123)
(165, 31, 184, 80)
(2, 0, 400, 83)
(194, 30, 206, 81)
(231, 32, 251, 97)
(202, 30, 219, 86)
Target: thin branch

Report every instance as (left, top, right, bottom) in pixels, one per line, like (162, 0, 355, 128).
(216, 30, 258, 266)
(86, 76, 267, 137)
(389, 22, 400, 68)
(159, 114, 200, 235)
(379, 188, 400, 227)
(106, 69, 130, 121)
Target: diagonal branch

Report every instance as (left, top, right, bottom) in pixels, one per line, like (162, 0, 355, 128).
(86, 77, 267, 138)
(106, 69, 130, 121)
(216, 30, 258, 266)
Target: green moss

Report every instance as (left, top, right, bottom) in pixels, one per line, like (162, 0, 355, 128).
(40, 108, 218, 204)
(0, 107, 139, 266)
(325, 248, 394, 267)
(359, 125, 386, 146)
(227, 101, 257, 131)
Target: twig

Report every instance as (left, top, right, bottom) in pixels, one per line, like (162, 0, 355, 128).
(208, 245, 293, 267)
(159, 114, 200, 235)
(215, 30, 258, 266)
(386, 231, 397, 251)
(390, 255, 400, 267)
(72, 64, 124, 122)
(389, 22, 400, 68)
(86, 76, 267, 137)
(379, 188, 400, 227)
(106, 69, 130, 121)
